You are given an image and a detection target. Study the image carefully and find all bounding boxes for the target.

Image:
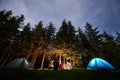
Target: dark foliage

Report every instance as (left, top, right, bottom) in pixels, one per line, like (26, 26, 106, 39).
(0, 10, 120, 68)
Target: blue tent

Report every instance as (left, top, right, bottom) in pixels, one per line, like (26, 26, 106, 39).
(87, 58, 116, 71)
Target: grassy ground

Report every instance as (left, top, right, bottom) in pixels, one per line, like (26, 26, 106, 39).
(0, 68, 120, 80)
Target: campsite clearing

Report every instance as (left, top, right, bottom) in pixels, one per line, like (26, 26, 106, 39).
(0, 68, 120, 80)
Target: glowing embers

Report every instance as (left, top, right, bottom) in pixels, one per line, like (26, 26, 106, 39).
(87, 58, 116, 71)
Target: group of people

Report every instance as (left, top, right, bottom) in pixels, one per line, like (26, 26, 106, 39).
(48, 59, 72, 70)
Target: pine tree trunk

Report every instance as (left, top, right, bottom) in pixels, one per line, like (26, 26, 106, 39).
(0, 54, 6, 64)
(59, 53, 61, 64)
(9, 55, 14, 62)
(31, 52, 37, 68)
(1, 54, 10, 67)
(26, 54, 30, 60)
(41, 49, 46, 69)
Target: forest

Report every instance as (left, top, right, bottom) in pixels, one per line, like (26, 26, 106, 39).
(0, 10, 120, 69)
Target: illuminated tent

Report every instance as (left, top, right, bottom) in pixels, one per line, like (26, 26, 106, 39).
(5, 58, 30, 69)
(87, 58, 116, 71)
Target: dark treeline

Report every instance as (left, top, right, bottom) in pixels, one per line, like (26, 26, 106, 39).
(0, 10, 120, 68)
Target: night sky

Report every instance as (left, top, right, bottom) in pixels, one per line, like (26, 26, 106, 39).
(0, 0, 120, 35)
